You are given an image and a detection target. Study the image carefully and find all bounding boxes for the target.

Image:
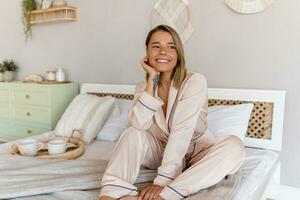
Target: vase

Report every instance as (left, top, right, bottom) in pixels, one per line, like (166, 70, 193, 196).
(35, 0, 43, 9)
(4, 71, 15, 82)
(52, 0, 67, 7)
(0, 72, 4, 82)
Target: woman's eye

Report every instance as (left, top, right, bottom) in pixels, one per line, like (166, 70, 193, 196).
(152, 45, 160, 48)
(169, 46, 176, 49)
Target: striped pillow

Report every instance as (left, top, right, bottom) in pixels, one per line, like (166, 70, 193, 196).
(55, 94, 116, 144)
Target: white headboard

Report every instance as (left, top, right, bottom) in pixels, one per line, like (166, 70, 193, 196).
(81, 83, 285, 151)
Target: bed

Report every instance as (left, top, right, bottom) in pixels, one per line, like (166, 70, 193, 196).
(0, 83, 286, 200)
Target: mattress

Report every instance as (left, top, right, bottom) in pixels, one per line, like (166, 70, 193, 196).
(0, 132, 279, 200)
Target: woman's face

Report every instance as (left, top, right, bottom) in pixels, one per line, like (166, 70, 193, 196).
(146, 31, 178, 73)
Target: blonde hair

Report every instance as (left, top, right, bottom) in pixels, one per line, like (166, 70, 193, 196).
(145, 25, 187, 89)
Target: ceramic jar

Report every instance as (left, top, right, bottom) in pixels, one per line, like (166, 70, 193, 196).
(46, 70, 56, 81)
(56, 68, 66, 82)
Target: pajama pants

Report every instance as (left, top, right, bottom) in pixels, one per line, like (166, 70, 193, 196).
(99, 127, 245, 200)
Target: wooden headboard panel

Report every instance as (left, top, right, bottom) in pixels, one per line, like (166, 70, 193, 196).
(81, 84, 285, 151)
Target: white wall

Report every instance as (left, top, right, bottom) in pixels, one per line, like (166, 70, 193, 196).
(1, 0, 300, 188)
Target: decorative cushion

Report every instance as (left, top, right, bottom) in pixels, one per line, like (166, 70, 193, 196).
(55, 94, 116, 144)
(208, 103, 254, 142)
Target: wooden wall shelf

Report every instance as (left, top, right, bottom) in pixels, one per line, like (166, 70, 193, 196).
(29, 6, 77, 24)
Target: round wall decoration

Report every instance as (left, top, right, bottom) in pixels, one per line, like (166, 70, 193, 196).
(150, 0, 193, 43)
(224, 0, 275, 14)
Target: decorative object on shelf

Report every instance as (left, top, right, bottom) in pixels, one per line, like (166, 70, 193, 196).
(24, 74, 44, 83)
(42, 0, 53, 9)
(52, 0, 67, 7)
(151, 0, 193, 43)
(30, 6, 77, 24)
(224, 0, 274, 14)
(35, 0, 43, 9)
(0, 63, 4, 82)
(2, 59, 18, 82)
(55, 68, 66, 82)
(21, 0, 37, 41)
(46, 70, 56, 81)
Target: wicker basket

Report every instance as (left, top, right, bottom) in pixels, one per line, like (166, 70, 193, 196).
(11, 129, 85, 160)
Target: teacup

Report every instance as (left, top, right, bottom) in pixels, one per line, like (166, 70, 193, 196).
(48, 139, 68, 155)
(17, 139, 44, 156)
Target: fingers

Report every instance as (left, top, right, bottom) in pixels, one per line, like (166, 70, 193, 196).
(138, 185, 163, 200)
(147, 187, 157, 200)
(144, 56, 149, 63)
(139, 57, 149, 67)
(138, 186, 149, 200)
(145, 187, 157, 200)
(139, 57, 159, 77)
(153, 185, 163, 200)
(138, 185, 155, 200)
(143, 189, 151, 200)
(153, 188, 161, 199)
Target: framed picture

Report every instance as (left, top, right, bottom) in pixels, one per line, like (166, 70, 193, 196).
(42, 0, 53, 9)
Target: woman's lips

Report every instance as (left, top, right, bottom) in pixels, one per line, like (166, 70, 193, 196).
(155, 59, 170, 63)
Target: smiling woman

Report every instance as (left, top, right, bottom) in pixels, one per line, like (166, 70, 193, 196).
(99, 25, 245, 200)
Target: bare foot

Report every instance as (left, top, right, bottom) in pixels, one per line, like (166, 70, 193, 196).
(99, 196, 117, 200)
(119, 196, 138, 200)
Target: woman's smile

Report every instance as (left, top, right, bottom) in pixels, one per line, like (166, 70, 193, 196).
(155, 58, 171, 63)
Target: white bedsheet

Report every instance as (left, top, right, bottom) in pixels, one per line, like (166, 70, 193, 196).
(72, 138, 280, 200)
(0, 132, 279, 200)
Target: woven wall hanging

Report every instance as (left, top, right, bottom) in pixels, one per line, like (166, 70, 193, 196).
(225, 0, 274, 14)
(151, 0, 193, 43)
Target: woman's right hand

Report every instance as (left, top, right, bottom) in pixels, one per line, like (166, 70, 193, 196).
(140, 57, 159, 78)
(140, 57, 160, 96)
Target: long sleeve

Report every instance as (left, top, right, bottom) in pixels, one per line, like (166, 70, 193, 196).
(154, 73, 208, 186)
(128, 81, 164, 130)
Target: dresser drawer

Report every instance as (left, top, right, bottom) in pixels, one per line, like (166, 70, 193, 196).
(0, 103, 10, 119)
(0, 82, 78, 140)
(0, 88, 9, 103)
(12, 106, 51, 125)
(0, 119, 12, 141)
(12, 89, 50, 106)
(10, 122, 50, 139)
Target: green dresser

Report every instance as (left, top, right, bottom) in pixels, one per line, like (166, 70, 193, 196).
(0, 82, 78, 141)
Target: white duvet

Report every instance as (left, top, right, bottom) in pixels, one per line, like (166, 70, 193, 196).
(0, 132, 279, 200)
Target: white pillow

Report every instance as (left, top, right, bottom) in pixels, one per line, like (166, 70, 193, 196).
(208, 103, 254, 142)
(55, 94, 116, 144)
(96, 99, 133, 142)
(95, 100, 253, 143)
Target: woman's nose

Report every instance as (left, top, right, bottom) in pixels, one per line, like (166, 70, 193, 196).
(160, 49, 167, 55)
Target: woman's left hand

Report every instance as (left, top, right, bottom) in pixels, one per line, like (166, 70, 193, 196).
(138, 184, 164, 200)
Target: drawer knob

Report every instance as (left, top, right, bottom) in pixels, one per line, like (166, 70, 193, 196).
(25, 94, 30, 99)
(27, 130, 32, 134)
(26, 112, 31, 116)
